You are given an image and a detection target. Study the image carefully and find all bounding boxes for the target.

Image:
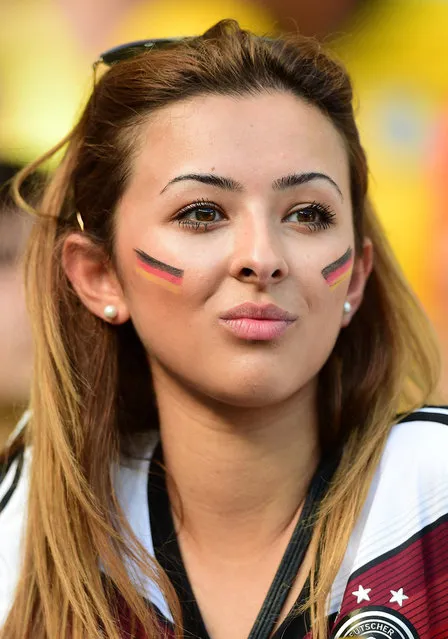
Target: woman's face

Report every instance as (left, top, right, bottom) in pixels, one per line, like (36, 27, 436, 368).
(112, 91, 367, 407)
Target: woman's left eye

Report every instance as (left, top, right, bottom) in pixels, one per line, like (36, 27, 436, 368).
(284, 202, 336, 231)
(175, 201, 225, 232)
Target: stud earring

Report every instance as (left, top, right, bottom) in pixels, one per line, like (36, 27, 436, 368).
(103, 304, 118, 320)
(343, 301, 352, 314)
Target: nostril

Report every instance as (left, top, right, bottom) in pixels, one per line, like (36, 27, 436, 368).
(272, 269, 282, 279)
(241, 267, 254, 277)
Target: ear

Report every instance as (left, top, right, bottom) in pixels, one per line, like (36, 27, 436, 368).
(341, 238, 373, 327)
(62, 234, 130, 324)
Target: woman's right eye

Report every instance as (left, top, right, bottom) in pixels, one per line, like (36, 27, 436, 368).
(175, 201, 225, 231)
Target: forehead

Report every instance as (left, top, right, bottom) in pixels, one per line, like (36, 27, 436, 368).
(129, 91, 350, 193)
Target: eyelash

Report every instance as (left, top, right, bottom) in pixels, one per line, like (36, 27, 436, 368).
(175, 199, 221, 232)
(174, 199, 336, 232)
(286, 201, 336, 232)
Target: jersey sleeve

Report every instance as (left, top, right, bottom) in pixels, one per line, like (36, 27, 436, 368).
(328, 406, 448, 639)
(0, 413, 30, 627)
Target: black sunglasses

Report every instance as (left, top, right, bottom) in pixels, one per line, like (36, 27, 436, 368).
(94, 34, 274, 69)
(94, 37, 190, 68)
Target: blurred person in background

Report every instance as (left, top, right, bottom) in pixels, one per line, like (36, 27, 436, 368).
(0, 165, 33, 447)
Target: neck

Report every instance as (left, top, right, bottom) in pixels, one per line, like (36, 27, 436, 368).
(152, 366, 320, 559)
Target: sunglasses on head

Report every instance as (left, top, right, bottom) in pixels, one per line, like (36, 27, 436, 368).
(94, 37, 190, 68)
(94, 33, 274, 69)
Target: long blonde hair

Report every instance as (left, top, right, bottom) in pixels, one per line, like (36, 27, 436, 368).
(1, 20, 441, 639)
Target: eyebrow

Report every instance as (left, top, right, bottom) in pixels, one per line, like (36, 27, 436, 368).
(160, 171, 343, 199)
(272, 172, 343, 200)
(160, 173, 244, 193)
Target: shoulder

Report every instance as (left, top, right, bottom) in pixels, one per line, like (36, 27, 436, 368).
(0, 444, 30, 626)
(350, 404, 448, 561)
(381, 404, 448, 478)
(372, 405, 448, 521)
(328, 406, 448, 619)
(392, 403, 448, 436)
(0, 426, 165, 626)
(337, 404, 448, 573)
(0, 410, 31, 515)
(0, 410, 31, 625)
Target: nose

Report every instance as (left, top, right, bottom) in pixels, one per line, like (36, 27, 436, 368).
(229, 216, 289, 287)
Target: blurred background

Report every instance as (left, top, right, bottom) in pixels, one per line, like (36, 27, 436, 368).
(1, 0, 447, 445)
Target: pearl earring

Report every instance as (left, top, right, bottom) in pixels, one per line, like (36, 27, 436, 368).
(103, 304, 118, 320)
(343, 301, 352, 314)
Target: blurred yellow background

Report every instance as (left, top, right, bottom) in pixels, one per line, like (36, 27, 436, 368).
(0, 0, 447, 442)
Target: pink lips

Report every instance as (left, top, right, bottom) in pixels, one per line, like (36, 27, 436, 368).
(219, 303, 297, 341)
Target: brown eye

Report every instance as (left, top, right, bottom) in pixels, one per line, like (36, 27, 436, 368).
(176, 200, 226, 232)
(194, 207, 218, 222)
(284, 202, 336, 232)
(293, 208, 319, 223)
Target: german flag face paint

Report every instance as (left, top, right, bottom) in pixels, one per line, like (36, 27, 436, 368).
(134, 248, 184, 293)
(322, 247, 354, 289)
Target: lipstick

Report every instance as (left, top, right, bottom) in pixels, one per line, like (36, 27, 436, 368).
(219, 303, 297, 341)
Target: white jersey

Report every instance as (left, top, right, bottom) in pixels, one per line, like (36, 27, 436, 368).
(1, 406, 447, 638)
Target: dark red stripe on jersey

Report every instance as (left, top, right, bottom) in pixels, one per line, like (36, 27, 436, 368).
(336, 515, 448, 638)
(363, 528, 448, 594)
(348, 513, 448, 582)
(112, 587, 175, 638)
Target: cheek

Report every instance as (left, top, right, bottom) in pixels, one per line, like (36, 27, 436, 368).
(134, 248, 184, 295)
(123, 246, 221, 352)
(297, 246, 353, 306)
(320, 246, 354, 291)
(124, 223, 230, 301)
(297, 247, 353, 350)
(130, 246, 221, 300)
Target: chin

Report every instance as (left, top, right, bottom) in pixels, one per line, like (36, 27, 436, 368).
(203, 376, 304, 409)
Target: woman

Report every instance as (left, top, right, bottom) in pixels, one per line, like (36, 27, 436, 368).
(0, 20, 447, 639)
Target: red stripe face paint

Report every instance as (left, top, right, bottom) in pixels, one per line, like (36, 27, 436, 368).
(321, 247, 354, 289)
(134, 249, 184, 293)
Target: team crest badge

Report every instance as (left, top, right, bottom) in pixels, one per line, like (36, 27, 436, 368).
(331, 606, 419, 639)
